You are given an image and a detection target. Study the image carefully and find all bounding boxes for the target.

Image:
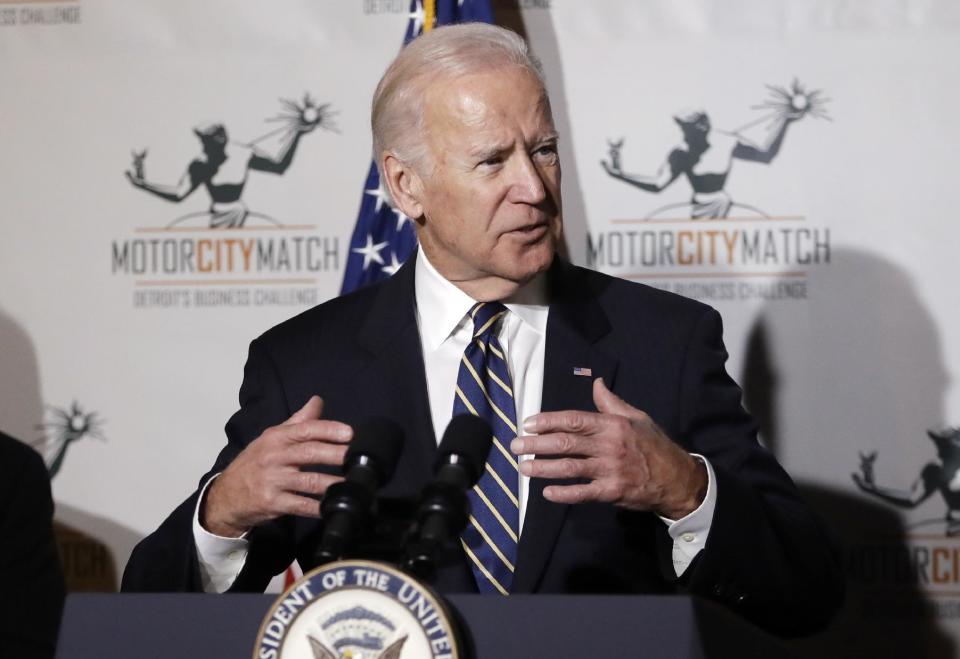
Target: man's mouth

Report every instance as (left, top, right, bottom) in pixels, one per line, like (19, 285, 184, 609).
(508, 222, 548, 239)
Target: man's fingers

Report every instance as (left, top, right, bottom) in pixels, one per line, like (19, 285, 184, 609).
(522, 408, 607, 436)
(285, 419, 353, 443)
(283, 470, 344, 497)
(273, 492, 324, 519)
(542, 482, 619, 505)
(511, 432, 599, 458)
(288, 441, 349, 468)
(522, 384, 652, 450)
(518, 456, 601, 480)
(284, 395, 324, 425)
(592, 378, 645, 422)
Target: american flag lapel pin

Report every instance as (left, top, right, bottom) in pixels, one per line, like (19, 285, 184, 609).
(573, 366, 592, 377)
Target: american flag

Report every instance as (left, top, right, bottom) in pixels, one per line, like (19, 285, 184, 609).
(340, 0, 495, 294)
(573, 367, 593, 377)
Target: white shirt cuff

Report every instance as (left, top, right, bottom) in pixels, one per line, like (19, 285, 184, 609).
(658, 454, 716, 576)
(193, 474, 250, 593)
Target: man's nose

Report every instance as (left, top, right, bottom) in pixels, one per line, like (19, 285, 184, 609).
(508, 153, 547, 205)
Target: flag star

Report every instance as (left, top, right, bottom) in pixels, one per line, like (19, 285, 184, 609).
(364, 179, 389, 213)
(352, 234, 389, 270)
(382, 251, 403, 276)
(393, 207, 412, 231)
(409, 0, 426, 35)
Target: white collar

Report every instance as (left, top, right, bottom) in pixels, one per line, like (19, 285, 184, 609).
(414, 246, 549, 351)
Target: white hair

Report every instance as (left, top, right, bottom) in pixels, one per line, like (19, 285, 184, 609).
(371, 23, 545, 186)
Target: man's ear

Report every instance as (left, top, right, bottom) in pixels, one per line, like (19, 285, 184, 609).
(382, 153, 424, 220)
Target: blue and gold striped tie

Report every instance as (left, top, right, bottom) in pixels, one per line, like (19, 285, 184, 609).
(454, 301, 519, 595)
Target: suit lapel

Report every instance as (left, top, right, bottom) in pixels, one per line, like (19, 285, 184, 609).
(513, 259, 619, 593)
(354, 253, 437, 488)
(350, 255, 619, 590)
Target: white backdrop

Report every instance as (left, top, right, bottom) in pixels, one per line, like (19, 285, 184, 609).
(2, 1, 958, 656)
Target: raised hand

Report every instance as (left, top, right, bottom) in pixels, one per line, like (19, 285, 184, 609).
(513, 379, 707, 519)
(202, 396, 353, 537)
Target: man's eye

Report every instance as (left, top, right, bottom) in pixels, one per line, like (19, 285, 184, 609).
(534, 145, 558, 161)
(480, 156, 503, 167)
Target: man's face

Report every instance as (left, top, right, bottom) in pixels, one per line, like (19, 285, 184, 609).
(412, 67, 562, 292)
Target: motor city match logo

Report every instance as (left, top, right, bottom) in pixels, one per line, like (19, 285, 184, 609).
(593, 79, 833, 303)
(111, 94, 341, 310)
(848, 426, 960, 618)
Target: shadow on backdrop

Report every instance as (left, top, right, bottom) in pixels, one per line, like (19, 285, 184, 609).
(0, 307, 46, 454)
(742, 249, 954, 658)
(0, 307, 139, 591)
(494, 0, 590, 266)
(53, 504, 141, 592)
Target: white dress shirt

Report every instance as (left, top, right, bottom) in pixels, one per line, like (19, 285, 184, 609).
(193, 247, 717, 591)
(415, 245, 548, 535)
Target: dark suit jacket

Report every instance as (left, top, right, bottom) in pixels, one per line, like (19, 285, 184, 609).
(122, 255, 842, 636)
(0, 432, 65, 659)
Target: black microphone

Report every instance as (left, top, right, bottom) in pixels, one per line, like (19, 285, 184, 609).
(314, 417, 405, 565)
(405, 414, 493, 577)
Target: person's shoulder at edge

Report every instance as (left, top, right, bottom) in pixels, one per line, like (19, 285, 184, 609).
(0, 431, 46, 481)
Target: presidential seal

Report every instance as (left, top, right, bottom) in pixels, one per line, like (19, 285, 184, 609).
(254, 560, 460, 659)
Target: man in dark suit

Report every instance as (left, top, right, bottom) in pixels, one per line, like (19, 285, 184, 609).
(0, 432, 66, 659)
(122, 23, 842, 636)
